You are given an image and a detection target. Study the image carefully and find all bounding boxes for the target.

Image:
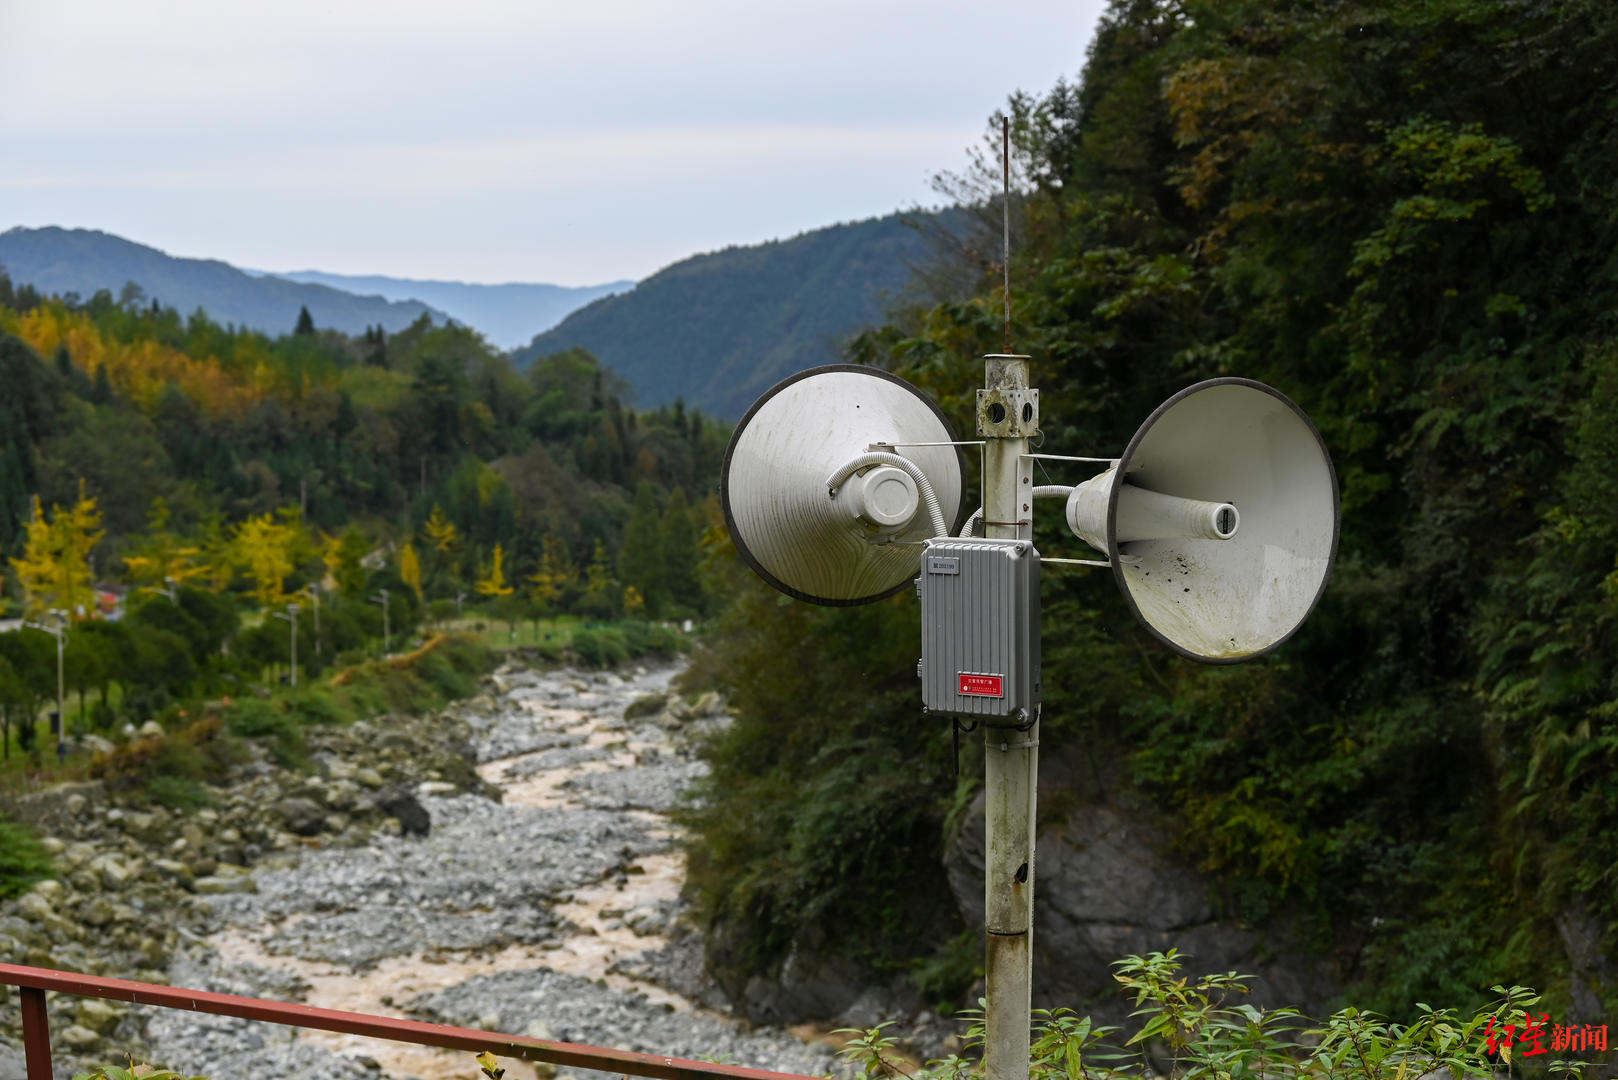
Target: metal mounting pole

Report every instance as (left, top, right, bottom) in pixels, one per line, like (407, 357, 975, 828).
(979, 354, 1038, 1080)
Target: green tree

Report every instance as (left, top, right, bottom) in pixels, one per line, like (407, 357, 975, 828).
(0, 655, 24, 759)
(576, 540, 618, 619)
(294, 306, 315, 335)
(334, 528, 370, 598)
(661, 486, 703, 615)
(618, 482, 665, 617)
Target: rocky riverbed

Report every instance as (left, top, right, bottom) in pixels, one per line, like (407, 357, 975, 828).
(0, 660, 839, 1080)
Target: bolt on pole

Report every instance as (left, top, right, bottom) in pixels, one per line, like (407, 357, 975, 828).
(979, 354, 1038, 1080)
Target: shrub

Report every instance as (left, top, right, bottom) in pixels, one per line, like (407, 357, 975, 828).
(144, 775, 213, 814)
(836, 952, 1595, 1080)
(223, 699, 305, 767)
(283, 687, 345, 727)
(619, 621, 679, 658)
(0, 818, 52, 899)
(571, 627, 628, 668)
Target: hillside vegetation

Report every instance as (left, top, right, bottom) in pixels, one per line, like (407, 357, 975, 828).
(0, 271, 717, 774)
(513, 212, 959, 417)
(684, 0, 1618, 1025)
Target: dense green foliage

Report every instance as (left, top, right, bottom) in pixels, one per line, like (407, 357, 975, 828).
(0, 283, 722, 610)
(839, 952, 1591, 1080)
(0, 226, 442, 337)
(687, 0, 1618, 1020)
(513, 211, 962, 417)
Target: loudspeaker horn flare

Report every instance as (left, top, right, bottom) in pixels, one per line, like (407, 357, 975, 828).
(1070, 377, 1338, 662)
(722, 365, 964, 606)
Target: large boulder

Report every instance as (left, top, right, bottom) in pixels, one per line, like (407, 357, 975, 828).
(944, 751, 1340, 1029)
(378, 789, 431, 838)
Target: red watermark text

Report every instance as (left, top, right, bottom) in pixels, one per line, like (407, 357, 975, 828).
(1485, 1014, 1609, 1057)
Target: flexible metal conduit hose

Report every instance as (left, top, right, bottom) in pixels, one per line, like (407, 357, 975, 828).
(825, 452, 950, 539)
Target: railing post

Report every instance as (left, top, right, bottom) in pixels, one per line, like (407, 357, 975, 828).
(20, 985, 53, 1080)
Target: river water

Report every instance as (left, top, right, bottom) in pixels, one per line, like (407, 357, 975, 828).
(142, 661, 836, 1080)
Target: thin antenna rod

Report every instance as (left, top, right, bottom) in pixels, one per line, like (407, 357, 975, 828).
(1002, 115, 1011, 354)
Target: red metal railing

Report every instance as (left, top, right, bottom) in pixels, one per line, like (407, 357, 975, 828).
(0, 963, 827, 1080)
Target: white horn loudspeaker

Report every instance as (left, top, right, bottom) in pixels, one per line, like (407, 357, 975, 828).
(1065, 377, 1339, 662)
(722, 365, 964, 606)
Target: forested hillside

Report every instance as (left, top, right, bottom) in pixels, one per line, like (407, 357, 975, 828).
(0, 271, 721, 769)
(513, 211, 960, 417)
(0, 228, 448, 337)
(685, 0, 1618, 1026)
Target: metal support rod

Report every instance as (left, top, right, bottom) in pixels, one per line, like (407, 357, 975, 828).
(21, 985, 51, 1080)
(1019, 454, 1118, 464)
(1002, 115, 1012, 355)
(981, 354, 1038, 1080)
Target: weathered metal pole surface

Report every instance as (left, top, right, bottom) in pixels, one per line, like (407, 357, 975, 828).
(978, 354, 1037, 1080)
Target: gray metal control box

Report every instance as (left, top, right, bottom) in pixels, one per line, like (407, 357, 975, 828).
(917, 537, 1041, 724)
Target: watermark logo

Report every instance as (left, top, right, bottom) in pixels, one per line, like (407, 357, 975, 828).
(1485, 1014, 1609, 1058)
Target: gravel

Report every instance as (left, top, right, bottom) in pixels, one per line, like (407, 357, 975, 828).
(415, 967, 830, 1079)
(205, 795, 663, 965)
(135, 659, 835, 1080)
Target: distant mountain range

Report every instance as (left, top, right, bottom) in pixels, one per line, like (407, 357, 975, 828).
(513, 211, 955, 418)
(0, 227, 626, 345)
(4, 214, 954, 417)
(0, 227, 447, 337)
(258, 269, 632, 350)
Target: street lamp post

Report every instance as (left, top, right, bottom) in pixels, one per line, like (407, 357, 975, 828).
(22, 611, 67, 760)
(273, 603, 300, 688)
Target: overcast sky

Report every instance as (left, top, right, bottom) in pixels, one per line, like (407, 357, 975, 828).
(0, 0, 1108, 285)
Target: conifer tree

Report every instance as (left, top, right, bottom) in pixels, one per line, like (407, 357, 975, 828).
(579, 540, 619, 618)
(294, 306, 315, 335)
(475, 543, 514, 598)
(526, 533, 570, 614)
(661, 487, 703, 614)
(423, 503, 462, 584)
(618, 482, 665, 616)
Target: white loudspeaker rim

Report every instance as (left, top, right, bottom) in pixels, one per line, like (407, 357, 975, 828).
(1108, 376, 1340, 664)
(721, 364, 967, 607)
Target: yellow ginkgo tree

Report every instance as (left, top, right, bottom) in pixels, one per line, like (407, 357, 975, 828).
(398, 541, 423, 599)
(8, 481, 104, 618)
(231, 513, 297, 605)
(122, 497, 210, 595)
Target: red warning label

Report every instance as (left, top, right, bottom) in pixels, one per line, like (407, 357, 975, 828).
(958, 673, 1005, 697)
